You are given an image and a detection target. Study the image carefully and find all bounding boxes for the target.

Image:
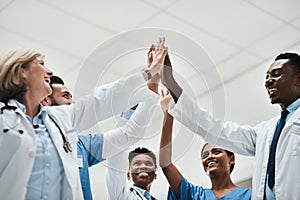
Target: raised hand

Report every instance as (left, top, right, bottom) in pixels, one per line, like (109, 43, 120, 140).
(147, 44, 160, 93)
(161, 54, 182, 103)
(144, 37, 168, 80)
(160, 89, 173, 114)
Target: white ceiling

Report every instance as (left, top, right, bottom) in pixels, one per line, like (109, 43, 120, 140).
(1, 0, 300, 199)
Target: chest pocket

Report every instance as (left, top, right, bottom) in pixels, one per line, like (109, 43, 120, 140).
(0, 112, 23, 175)
(0, 132, 22, 175)
(290, 122, 300, 156)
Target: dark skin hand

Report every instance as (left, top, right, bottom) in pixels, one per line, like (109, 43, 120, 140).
(161, 54, 183, 103)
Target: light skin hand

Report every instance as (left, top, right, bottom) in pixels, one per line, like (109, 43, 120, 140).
(147, 44, 160, 93)
(144, 37, 168, 80)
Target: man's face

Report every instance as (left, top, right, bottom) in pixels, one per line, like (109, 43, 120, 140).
(265, 59, 300, 109)
(50, 83, 73, 105)
(127, 154, 156, 191)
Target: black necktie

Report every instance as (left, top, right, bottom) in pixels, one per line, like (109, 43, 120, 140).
(267, 109, 289, 188)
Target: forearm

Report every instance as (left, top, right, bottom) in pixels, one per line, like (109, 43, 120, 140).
(159, 113, 174, 168)
(72, 72, 154, 132)
(162, 164, 182, 198)
(169, 92, 256, 156)
(159, 112, 182, 198)
(102, 93, 159, 158)
(106, 150, 128, 200)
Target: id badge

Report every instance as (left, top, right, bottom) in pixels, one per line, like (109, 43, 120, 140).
(77, 155, 83, 168)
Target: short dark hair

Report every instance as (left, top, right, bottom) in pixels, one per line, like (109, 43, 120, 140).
(201, 143, 235, 173)
(128, 147, 157, 168)
(50, 75, 64, 85)
(275, 52, 300, 72)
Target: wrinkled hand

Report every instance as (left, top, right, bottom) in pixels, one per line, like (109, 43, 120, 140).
(147, 44, 160, 85)
(148, 37, 168, 77)
(160, 89, 173, 114)
(147, 44, 155, 67)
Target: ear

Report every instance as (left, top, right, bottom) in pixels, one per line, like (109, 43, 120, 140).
(41, 97, 51, 106)
(229, 155, 235, 167)
(21, 67, 27, 79)
(154, 173, 157, 180)
(295, 73, 300, 86)
(127, 172, 130, 180)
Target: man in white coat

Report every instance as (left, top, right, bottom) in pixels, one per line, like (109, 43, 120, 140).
(106, 45, 161, 200)
(41, 75, 159, 200)
(161, 52, 300, 200)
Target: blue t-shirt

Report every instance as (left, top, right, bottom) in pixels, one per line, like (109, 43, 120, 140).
(168, 177, 252, 200)
(77, 134, 104, 200)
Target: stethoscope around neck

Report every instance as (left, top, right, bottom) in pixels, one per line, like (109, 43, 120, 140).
(130, 187, 145, 200)
(0, 102, 72, 153)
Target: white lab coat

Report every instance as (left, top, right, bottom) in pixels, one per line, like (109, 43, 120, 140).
(0, 73, 154, 200)
(106, 150, 155, 200)
(169, 92, 300, 200)
(106, 98, 158, 200)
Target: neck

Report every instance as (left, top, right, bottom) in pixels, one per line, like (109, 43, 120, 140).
(21, 93, 41, 119)
(280, 96, 300, 110)
(134, 184, 151, 192)
(210, 174, 236, 191)
(210, 174, 237, 199)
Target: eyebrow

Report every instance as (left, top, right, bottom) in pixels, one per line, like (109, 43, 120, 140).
(132, 157, 155, 163)
(202, 148, 222, 155)
(61, 91, 72, 96)
(266, 67, 282, 74)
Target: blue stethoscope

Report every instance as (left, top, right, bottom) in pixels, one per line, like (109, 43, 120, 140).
(1, 102, 72, 153)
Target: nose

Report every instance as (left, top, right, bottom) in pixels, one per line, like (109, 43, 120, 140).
(265, 76, 273, 89)
(67, 99, 73, 105)
(207, 152, 213, 159)
(139, 163, 148, 168)
(46, 68, 53, 77)
(202, 152, 213, 161)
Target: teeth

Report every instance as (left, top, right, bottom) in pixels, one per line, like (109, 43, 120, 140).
(138, 172, 149, 177)
(207, 161, 217, 167)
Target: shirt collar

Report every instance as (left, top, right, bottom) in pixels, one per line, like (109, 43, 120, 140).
(133, 186, 150, 198)
(286, 98, 300, 113)
(15, 100, 26, 113)
(15, 100, 47, 121)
